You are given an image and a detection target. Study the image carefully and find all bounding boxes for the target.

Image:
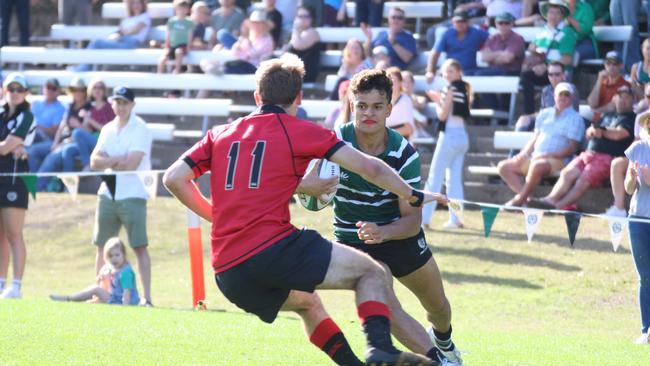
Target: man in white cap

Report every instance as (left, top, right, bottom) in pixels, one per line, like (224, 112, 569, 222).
(497, 82, 585, 207)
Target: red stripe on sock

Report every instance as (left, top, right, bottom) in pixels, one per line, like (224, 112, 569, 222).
(309, 318, 342, 349)
(357, 301, 391, 324)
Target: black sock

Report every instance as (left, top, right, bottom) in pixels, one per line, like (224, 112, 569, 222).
(426, 347, 442, 361)
(363, 315, 399, 354)
(323, 333, 365, 366)
(433, 324, 454, 351)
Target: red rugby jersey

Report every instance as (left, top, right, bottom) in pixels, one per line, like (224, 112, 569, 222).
(183, 105, 345, 273)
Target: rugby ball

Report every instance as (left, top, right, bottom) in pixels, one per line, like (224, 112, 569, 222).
(297, 159, 340, 211)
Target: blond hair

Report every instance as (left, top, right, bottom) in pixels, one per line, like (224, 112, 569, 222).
(87, 78, 108, 103)
(441, 58, 474, 105)
(103, 237, 127, 263)
(255, 54, 305, 107)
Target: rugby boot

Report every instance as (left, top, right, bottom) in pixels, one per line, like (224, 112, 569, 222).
(365, 347, 440, 366)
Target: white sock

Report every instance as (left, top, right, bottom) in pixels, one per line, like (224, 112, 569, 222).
(12, 279, 21, 290)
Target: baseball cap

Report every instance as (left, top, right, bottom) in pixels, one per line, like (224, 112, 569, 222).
(605, 51, 622, 64)
(45, 78, 60, 88)
(109, 86, 135, 102)
(495, 12, 515, 23)
(372, 45, 389, 56)
(554, 82, 573, 96)
(249, 9, 267, 22)
(452, 10, 469, 22)
(3, 72, 28, 89)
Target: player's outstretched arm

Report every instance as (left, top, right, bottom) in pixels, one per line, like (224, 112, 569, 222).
(163, 159, 213, 222)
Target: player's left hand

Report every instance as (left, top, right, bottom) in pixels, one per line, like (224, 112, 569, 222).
(422, 191, 448, 205)
(356, 221, 386, 244)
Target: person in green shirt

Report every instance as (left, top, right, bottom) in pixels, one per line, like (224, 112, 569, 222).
(566, 0, 598, 62)
(157, 0, 195, 74)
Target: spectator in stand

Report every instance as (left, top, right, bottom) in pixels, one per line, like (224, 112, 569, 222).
(402, 70, 431, 139)
(323, 0, 347, 26)
(385, 67, 416, 139)
(371, 45, 391, 70)
(324, 79, 351, 129)
(262, 0, 283, 48)
(211, 0, 246, 49)
(363, 7, 417, 71)
(158, 0, 195, 74)
(520, 0, 576, 116)
(624, 113, 650, 345)
(630, 39, 650, 101)
(589, 0, 609, 25)
(328, 39, 369, 100)
(482, 0, 525, 20)
(190, 1, 214, 50)
(27, 79, 66, 173)
(425, 0, 487, 49)
(587, 51, 630, 119)
(530, 85, 636, 211)
(58, 0, 91, 25)
(354, 0, 384, 27)
(74, 0, 151, 72)
(422, 59, 472, 229)
(610, 0, 641, 70)
(426, 10, 489, 81)
(0, 0, 30, 46)
(497, 82, 584, 207)
(478, 12, 525, 77)
(37, 77, 91, 192)
(300, 0, 323, 26)
(285, 6, 322, 83)
(566, 0, 597, 63)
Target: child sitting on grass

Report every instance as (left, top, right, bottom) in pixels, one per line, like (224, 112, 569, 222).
(50, 238, 140, 305)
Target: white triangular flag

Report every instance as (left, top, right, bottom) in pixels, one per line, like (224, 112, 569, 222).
(607, 218, 626, 252)
(58, 175, 79, 202)
(448, 199, 463, 221)
(523, 209, 544, 243)
(138, 171, 159, 200)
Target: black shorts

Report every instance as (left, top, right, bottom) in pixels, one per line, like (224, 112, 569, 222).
(215, 229, 332, 323)
(0, 176, 28, 209)
(167, 44, 188, 60)
(343, 230, 432, 278)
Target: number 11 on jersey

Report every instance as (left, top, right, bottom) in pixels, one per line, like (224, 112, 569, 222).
(225, 140, 267, 190)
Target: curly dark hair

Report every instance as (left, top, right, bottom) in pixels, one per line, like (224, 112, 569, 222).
(348, 69, 393, 105)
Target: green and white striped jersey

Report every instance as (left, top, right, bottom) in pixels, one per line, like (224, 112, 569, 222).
(333, 122, 421, 245)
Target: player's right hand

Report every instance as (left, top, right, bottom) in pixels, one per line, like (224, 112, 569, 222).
(296, 163, 339, 197)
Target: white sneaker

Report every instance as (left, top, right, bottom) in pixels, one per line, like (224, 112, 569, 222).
(427, 327, 464, 365)
(603, 205, 627, 218)
(0, 286, 22, 299)
(442, 221, 464, 229)
(634, 333, 649, 345)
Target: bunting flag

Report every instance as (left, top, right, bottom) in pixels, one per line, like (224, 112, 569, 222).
(19, 174, 37, 200)
(59, 175, 79, 202)
(607, 217, 626, 252)
(448, 199, 464, 222)
(523, 209, 544, 243)
(480, 206, 499, 237)
(100, 174, 117, 200)
(138, 171, 159, 200)
(563, 212, 582, 247)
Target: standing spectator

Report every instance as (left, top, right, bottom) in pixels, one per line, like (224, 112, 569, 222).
(158, 0, 195, 74)
(478, 12, 525, 77)
(385, 67, 415, 139)
(566, 0, 597, 62)
(354, 0, 384, 27)
(530, 85, 636, 211)
(0, 73, 35, 299)
(286, 6, 322, 83)
(323, 0, 347, 26)
(426, 10, 489, 80)
(519, 0, 576, 115)
(74, 0, 151, 72)
(211, 0, 246, 49)
(37, 77, 91, 192)
(497, 82, 584, 207)
(190, 1, 214, 50)
(610, 0, 641, 70)
(90, 86, 153, 307)
(630, 39, 650, 100)
(623, 114, 650, 345)
(262, 0, 283, 48)
(58, 0, 91, 25)
(0, 0, 30, 46)
(363, 7, 417, 71)
(587, 51, 630, 119)
(422, 59, 472, 229)
(27, 79, 66, 172)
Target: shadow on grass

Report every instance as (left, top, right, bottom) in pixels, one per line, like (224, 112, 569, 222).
(433, 246, 581, 272)
(428, 227, 630, 254)
(441, 271, 543, 289)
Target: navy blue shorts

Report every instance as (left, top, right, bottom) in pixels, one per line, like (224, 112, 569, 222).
(215, 229, 332, 323)
(343, 230, 432, 278)
(0, 176, 28, 209)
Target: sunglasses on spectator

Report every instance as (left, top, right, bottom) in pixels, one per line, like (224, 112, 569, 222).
(7, 87, 26, 93)
(390, 15, 405, 20)
(548, 72, 563, 77)
(46, 85, 59, 91)
(496, 21, 512, 25)
(71, 88, 86, 92)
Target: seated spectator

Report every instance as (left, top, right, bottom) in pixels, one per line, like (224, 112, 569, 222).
(385, 67, 416, 139)
(328, 38, 369, 100)
(497, 82, 585, 207)
(566, 0, 597, 63)
(285, 6, 322, 83)
(401, 70, 431, 139)
(27, 78, 66, 172)
(425, 0, 488, 49)
(226, 10, 274, 74)
(49, 238, 140, 305)
(530, 85, 636, 210)
(514, 61, 579, 133)
(190, 1, 214, 50)
(354, 0, 384, 27)
(363, 7, 417, 71)
(300, 0, 323, 27)
(37, 77, 91, 192)
(324, 80, 351, 130)
(261, 0, 283, 48)
(630, 38, 650, 102)
(520, 0, 576, 115)
(211, 0, 246, 49)
(323, 0, 347, 27)
(74, 0, 151, 72)
(158, 0, 195, 74)
(426, 10, 489, 81)
(478, 12, 525, 77)
(370, 45, 391, 70)
(587, 51, 630, 120)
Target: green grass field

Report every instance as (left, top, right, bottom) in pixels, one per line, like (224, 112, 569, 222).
(1, 193, 649, 365)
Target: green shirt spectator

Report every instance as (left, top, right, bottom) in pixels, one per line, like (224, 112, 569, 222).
(167, 16, 195, 48)
(533, 23, 577, 67)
